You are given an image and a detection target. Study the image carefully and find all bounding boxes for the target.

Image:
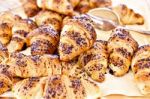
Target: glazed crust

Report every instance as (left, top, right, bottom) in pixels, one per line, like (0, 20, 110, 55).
(112, 4, 144, 25)
(78, 40, 108, 82)
(28, 25, 59, 55)
(107, 28, 138, 76)
(131, 45, 150, 95)
(35, 10, 62, 32)
(58, 15, 96, 61)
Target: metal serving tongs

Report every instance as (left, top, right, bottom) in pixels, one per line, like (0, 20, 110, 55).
(87, 8, 150, 35)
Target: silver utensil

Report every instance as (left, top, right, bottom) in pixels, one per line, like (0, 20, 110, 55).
(87, 8, 150, 35)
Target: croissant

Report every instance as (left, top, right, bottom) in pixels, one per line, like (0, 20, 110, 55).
(0, 64, 14, 94)
(69, 0, 80, 8)
(35, 10, 62, 31)
(0, 43, 9, 64)
(131, 45, 150, 95)
(21, 0, 40, 17)
(75, 0, 91, 13)
(14, 74, 101, 99)
(0, 73, 13, 95)
(78, 40, 108, 82)
(13, 77, 47, 99)
(37, 0, 74, 15)
(0, 23, 12, 45)
(0, 12, 21, 26)
(89, 0, 112, 9)
(27, 25, 59, 55)
(75, 0, 112, 13)
(7, 19, 37, 53)
(7, 53, 61, 78)
(0, 12, 21, 45)
(58, 15, 96, 61)
(61, 59, 79, 76)
(107, 28, 138, 76)
(112, 4, 144, 25)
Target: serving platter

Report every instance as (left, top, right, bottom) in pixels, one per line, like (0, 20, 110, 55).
(0, 0, 150, 99)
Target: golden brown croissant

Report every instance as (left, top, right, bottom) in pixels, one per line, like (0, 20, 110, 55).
(21, 0, 40, 17)
(37, 0, 74, 15)
(131, 45, 150, 95)
(69, 0, 80, 8)
(0, 12, 21, 45)
(0, 23, 12, 45)
(0, 73, 13, 95)
(35, 10, 62, 31)
(0, 64, 14, 95)
(58, 15, 96, 61)
(0, 12, 21, 26)
(75, 0, 112, 13)
(75, 0, 91, 13)
(107, 28, 138, 76)
(89, 0, 112, 9)
(7, 19, 37, 53)
(61, 59, 79, 76)
(7, 53, 61, 78)
(14, 74, 101, 99)
(13, 77, 47, 99)
(78, 40, 108, 82)
(27, 25, 59, 55)
(112, 4, 144, 25)
(0, 43, 9, 64)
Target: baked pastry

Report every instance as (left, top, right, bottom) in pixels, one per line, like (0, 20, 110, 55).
(0, 12, 21, 45)
(61, 59, 79, 76)
(75, 0, 91, 13)
(58, 15, 96, 61)
(78, 40, 108, 82)
(37, 0, 74, 15)
(0, 64, 13, 94)
(21, 0, 40, 17)
(13, 77, 47, 99)
(7, 19, 37, 53)
(27, 25, 59, 55)
(0, 11, 21, 26)
(89, 0, 112, 9)
(0, 73, 13, 95)
(69, 0, 80, 8)
(75, 0, 112, 13)
(35, 10, 62, 31)
(0, 43, 9, 64)
(14, 74, 101, 99)
(0, 23, 12, 45)
(107, 28, 138, 76)
(131, 45, 150, 95)
(7, 53, 61, 78)
(112, 4, 144, 25)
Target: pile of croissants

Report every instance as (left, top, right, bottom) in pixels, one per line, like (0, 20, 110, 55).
(0, 0, 149, 98)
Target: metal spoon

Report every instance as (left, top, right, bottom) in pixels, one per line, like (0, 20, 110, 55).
(87, 8, 150, 35)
